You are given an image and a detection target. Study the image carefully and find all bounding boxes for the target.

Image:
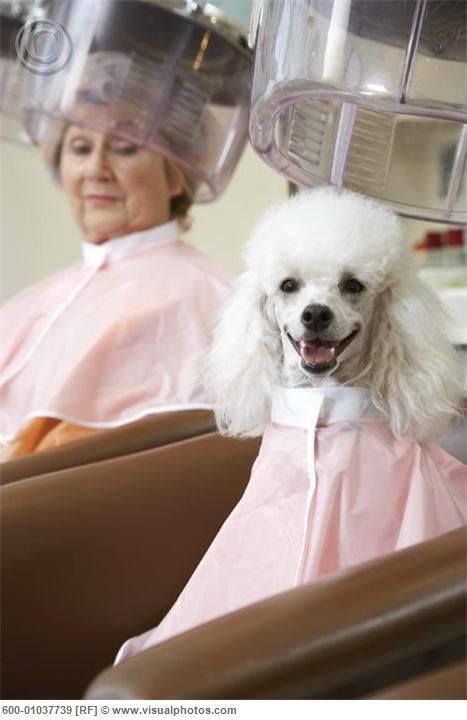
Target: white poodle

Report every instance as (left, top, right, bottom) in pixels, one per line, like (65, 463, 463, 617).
(116, 188, 466, 663)
(207, 187, 462, 442)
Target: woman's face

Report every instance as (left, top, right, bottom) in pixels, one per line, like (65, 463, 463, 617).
(59, 126, 183, 244)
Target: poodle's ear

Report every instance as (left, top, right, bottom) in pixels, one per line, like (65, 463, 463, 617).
(369, 273, 462, 442)
(205, 271, 281, 437)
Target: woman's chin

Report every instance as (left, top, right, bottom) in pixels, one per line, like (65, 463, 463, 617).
(83, 219, 130, 244)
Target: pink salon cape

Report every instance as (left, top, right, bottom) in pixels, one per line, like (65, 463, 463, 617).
(0, 221, 230, 445)
(116, 386, 467, 663)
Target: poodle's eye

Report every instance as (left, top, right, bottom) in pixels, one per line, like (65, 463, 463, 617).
(343, 278, 365, 294)
(280, 278, 299, 293)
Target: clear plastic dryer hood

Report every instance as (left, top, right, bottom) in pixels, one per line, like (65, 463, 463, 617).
(0, 0, 38, 144)
(2, 0, 252, 201)
(249, 0, 467, 223)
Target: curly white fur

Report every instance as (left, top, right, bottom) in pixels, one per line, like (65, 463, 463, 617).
(206, 188, 462, 442)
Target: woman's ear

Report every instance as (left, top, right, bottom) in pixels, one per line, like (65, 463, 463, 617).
(369, 274, 462, 442)
(205, 271, 281, 437)
(163, 157, 185, 199)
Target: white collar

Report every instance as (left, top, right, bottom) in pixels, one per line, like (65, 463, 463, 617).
(271, 386, 386, 429)
(81, 221, 180, 268)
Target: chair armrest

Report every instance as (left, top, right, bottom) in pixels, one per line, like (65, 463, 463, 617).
(369, 661, 466, 699)
(1, 409, 216, 484)
(86, 528, 467, 700)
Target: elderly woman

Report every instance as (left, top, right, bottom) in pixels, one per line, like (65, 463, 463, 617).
(0, 122, 230, 459)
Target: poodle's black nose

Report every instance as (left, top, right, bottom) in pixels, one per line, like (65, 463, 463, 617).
(301, 304, 334, 332)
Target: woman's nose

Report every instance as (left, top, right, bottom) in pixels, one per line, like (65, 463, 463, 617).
(84, 147, 113, 180)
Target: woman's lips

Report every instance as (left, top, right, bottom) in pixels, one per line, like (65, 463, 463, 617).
(84, 194, 122, 204)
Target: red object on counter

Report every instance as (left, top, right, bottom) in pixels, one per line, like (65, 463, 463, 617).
(425, 232, 443, 248)
(443, 228, 464, 247)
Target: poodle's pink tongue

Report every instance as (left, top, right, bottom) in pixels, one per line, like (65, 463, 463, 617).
(300, 341, 335, 365)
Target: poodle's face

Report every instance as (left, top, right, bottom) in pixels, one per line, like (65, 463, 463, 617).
(268, 263, 378, 386)
(242, 189, 410, 389)
(208, 189, 461, 440)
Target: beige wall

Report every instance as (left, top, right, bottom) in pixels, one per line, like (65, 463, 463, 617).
(0, 141, 287, 302)
(186, 149, 287, 277)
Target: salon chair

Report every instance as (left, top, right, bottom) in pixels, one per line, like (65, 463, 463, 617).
(371, 660, 466, 699)
(2, 407, 463, 487)
(85, 527, 467, 700)
(0, 432, 261, 699)
(438, 403, 467, 465)
(0, 410, 216, 485)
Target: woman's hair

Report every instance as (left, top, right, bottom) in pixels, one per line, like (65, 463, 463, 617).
(170, 187, 193, 223)
(41, 119, 193, 225)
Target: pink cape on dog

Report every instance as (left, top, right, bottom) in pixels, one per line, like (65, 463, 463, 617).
(116, 386, 467, 663)
(0, 221, 230, 445)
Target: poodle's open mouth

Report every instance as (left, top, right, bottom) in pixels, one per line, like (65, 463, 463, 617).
(287, 329, 360, 374)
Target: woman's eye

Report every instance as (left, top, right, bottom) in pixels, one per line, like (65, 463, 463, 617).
(280, 278, 299, 293)
(112, 144, 138, 155)
(343, 278, 365, 294)
(70, 143, 91, 155)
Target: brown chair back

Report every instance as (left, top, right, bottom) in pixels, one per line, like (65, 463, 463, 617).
(1, 432, 260, 699)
